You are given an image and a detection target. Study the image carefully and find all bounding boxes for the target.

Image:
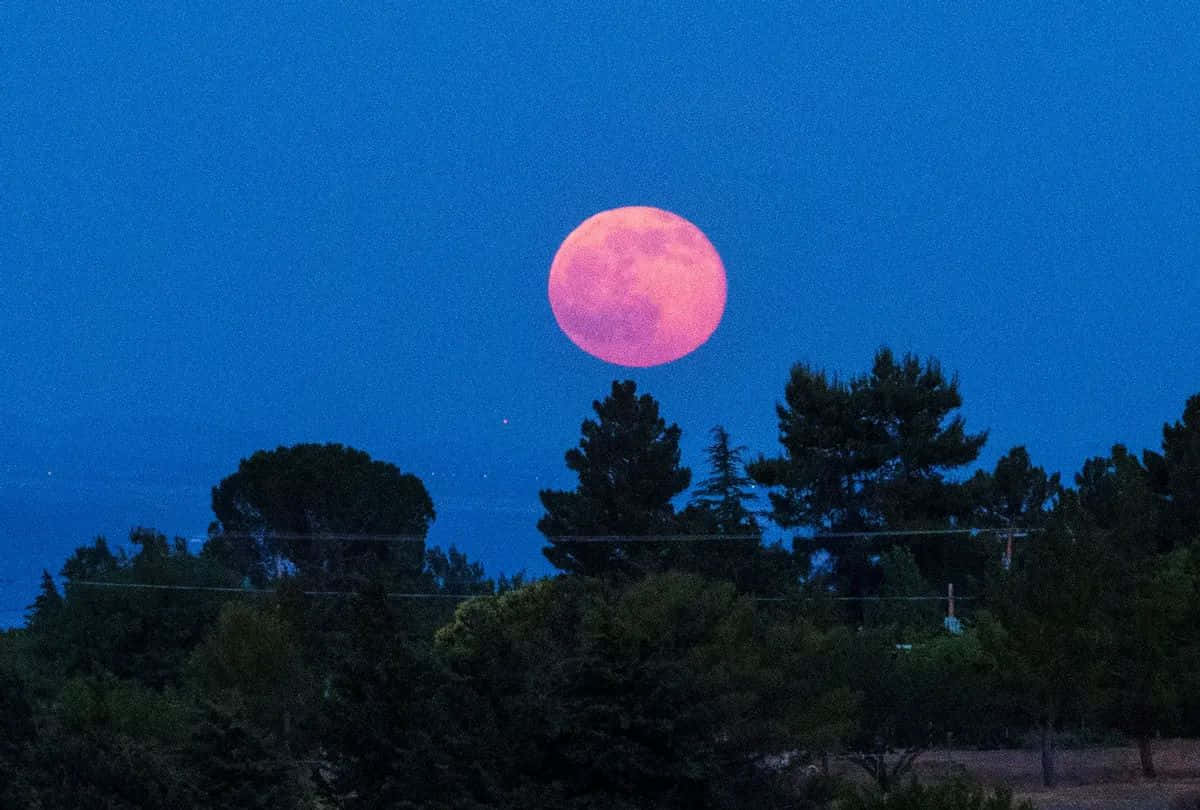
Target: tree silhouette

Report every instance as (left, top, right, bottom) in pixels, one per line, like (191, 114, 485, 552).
(25, 569, 62, 631)
(1076, 444, 1186, 778)
(538, 380, 691, 577)
(207, 443, 434, 587)
(968, 446, 1062, 529)
(750, 348, 987, 611)
(981, 494, 1108, 787)
(675, 425, 799, 594)
(687, 425, 759, 534)
(1145, 393, 1200, 548)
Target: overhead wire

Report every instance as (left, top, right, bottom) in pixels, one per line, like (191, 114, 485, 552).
(545, 527, 1039, 542)
(8, 527, 1029, 617)
(808, 527, 1039, 539)
(64, 579, 974, 603)
(69, 580, 470, 599)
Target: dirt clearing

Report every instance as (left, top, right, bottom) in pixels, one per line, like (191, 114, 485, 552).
(884, 740, 1200, 809)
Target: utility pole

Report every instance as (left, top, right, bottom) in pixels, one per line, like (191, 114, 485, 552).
(944, 582, 962, 634)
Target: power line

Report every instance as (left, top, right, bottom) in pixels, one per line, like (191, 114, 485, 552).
(66, 579, 976, 603)
(543, 528, 1039, 543)
(545, 534, 761, 543)
(808, 527, 1040, 539)
(191, 532, 427, 543)
(172, 529, 1037, 545)
(69, 580, 471, 599)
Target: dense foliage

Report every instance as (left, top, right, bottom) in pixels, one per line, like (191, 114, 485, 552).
(4, 350, 1200, 805)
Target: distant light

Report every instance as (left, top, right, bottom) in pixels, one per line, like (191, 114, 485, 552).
(46, 471, 52, 477)
(502, 418, 510, 425)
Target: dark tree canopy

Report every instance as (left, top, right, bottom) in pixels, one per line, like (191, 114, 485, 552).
(1076, 444, 1164, 558)
(965, 445, 1062, 577)
(1074, 443, 1188, 777)
(674, 425, 798, 594)
(687, 425, 760, 535)
(10, 386, 1200, 807)
(59, 536, 119, 583)
(1145, 393, 1200, 547)
(433, 573, 854, 808)
(980, 493, 1109, 787)
(45, 530, 238, 688)
(26, 569, 63, 631)
(207, 443, 434, 585)
(749, 348, 987, 602)
(538, 380, 691, 576)
(423, 545, 493, 596)
(968, 446, 1062, 529)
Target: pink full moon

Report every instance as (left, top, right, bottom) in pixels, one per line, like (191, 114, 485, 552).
(547, 206, 727, 367)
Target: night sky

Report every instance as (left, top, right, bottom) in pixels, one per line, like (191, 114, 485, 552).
(3, 4, 1199, 625)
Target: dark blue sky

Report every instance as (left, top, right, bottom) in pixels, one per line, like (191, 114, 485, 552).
(3, 3, 1198, 623)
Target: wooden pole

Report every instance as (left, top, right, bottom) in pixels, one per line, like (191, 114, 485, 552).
(1004, 528, 1014, 570)
(947, 582, 955, 618)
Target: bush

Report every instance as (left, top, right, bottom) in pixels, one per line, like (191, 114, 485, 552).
(837, 777, 1034, 810)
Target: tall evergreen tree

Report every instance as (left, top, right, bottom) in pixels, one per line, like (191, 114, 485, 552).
(1144, 393, 1200, 547)
(749, 348, 987, 608)
(424, 545, 493, 596)
(1076, 444, 1181, 777)
(59, 536, 119, 583)
(26, 569, 63, 630)
(1076, 445, 1164, 557)
(968, 446, 1062, 528)
(677, 426, 799, 594)
(980, 493, 1108, 788)
(688, 425, 759, 534)
(966, 446, 1062, 574)
(538, 380, 691, 576)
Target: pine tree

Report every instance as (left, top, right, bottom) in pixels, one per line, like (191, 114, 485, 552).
(538, 380, 691, 577)
(749, 348, 987, 610)
(981, 494, 1108, 787)
(25, 569, 62, 630)
(688, 425, 759, 534)
(968, 446, 1062, 528)
(1076, 444, 1183, 778)
(675, 426, 797, 593)
(1144, 393, 1200, 548)
(207, 443, 435, 587)
(965, 446, 1062, 580)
